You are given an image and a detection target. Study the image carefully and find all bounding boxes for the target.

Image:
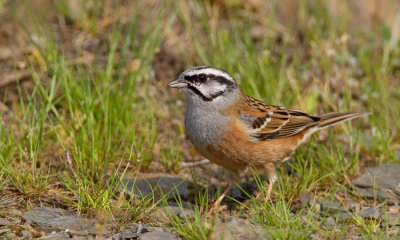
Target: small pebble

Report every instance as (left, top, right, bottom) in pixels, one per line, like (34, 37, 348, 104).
(140, 231, 177, 240)
(325, 217, 335, 227)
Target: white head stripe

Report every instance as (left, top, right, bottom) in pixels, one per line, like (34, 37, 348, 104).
(186, 67, 234, 82)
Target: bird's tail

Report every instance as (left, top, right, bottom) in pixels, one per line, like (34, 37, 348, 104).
(317, 112, 370, 129)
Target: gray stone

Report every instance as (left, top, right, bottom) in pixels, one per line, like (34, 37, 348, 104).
(121, 176, 191, 200)
(119, 232, 141, 239)
(140, 231, 177, 240)
(299, 194, 313, 207)
(212, 216, 271, 240)
(352, 164, 400, 204)
(313, 202, 322, 214)
(321, 201, 347, 214)
(4, 232, 16, 240)
(145, 227, 164, 233)
(85, 223, 113, 236)
(359, 207, 380, 219)
(9, 217, 21, 225)
(334, 207, 381, 221)
(150, 205, 194, 224)
(349, 203, 361, 213)
(112, 226, 143, 240)
(387, 212, 400, 226)
(67, 229, 89, 236)
(8, 209, 22, 217)
(22, 207, 92, 230)
(387, 226, 399, 235)
(0, 229, 11, 234)
(325, 217, 336, 227)
(45, 231, 72, 239)
(309, 233, 326, 240)
(334, 212, 356, 221)
(21, 230, 32, 239)
(351, 234, 363, 240)
(0, 217, 11, 225)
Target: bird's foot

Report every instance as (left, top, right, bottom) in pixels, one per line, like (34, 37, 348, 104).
(255, 181, 273, 202)
(207, 203, 228, 217)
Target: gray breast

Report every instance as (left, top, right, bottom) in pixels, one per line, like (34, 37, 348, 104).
(184, 106, 230, 150)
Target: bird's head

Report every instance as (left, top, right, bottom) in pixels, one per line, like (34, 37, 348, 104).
(168, 66, 240, 106)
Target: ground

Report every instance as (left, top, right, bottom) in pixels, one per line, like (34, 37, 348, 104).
(0, 0, 399, 239)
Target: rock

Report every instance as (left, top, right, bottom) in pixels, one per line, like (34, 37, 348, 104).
(150, 205, 194, 224)
(145, 227, 164, 233)
(9, 217, 21, 225)
(313, 202, 322, 214)
(349, 203, 361, 213)
(387, 226, 399, 235)
(351, 234, 363, 240)
(334, 213, 356, 221)
(0, 217, 11, 226)
(299, 194, 313, 207)
(8, 209, 22, 217)
(45, 231, 71, 239)
(0, 229, 11, 234)
(334, 207, 381, 221)
(119, 232, 141, 239)
(112, 225, 145, 240)
(321, 201, 347, 215)
(121, 176, 191, 200)
(67, 229, 89, 236)
(388, 205, 400, 213)
(86, 223, 113, 236)
(309, 233, 326, 240)
(21, 229, 32, 239)
(325, 217, 336, 227)
(352, 164, 400, 204)
(23, 207, 93, 230)
(231, 181, 260, 201)
(4, 232, 16, 240)
(140, 231, 177, 240)
(212, 216, 271, 240)
(359, 207, 380, 219)
(387, 212, 400, 226)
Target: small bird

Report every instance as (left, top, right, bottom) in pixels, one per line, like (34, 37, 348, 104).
(168, 66, 368, 214)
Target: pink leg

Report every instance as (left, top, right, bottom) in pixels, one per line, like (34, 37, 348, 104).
(255, 180, 273, 201)
(207, 183, 233, 216)
(265, 181, 273, 202)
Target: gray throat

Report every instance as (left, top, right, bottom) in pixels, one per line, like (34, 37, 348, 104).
(183, 88, 240, 149)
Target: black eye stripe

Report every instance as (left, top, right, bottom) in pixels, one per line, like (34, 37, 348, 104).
(183, 71, 238, 102)
(184, 75, 196, 82)
(185, 73, 236, 87)
(188, 85, 226, 102)
(188, 86, 213, 101)
(213, 76, 237, 90)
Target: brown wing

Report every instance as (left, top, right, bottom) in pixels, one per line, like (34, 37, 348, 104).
(239, 95, 320, 141)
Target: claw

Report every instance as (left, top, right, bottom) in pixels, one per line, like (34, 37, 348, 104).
(206, 183, 233, 217)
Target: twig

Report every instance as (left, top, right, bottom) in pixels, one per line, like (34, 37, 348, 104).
(181, 158, 211, 167)
(0, 70, 31, 88)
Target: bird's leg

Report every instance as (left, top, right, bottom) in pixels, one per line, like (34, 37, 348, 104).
(207, 182, 233, 216)
(255, 180, 274, 202)
(265, 180, 273, 202)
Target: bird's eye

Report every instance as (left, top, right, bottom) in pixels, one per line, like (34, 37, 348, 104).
(198, 74, 206, 82)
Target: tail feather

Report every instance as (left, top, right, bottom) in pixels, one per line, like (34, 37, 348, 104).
(318, 112, 370, 129)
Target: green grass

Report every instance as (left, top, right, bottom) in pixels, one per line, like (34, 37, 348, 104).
(167, 191, 216, 240)
(0, 0, 399, 239)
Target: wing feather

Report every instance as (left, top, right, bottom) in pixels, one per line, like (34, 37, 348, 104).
(238, 95, 320, 140)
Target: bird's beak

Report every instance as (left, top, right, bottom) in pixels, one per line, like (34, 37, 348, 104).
(168, 77, 188, 88)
